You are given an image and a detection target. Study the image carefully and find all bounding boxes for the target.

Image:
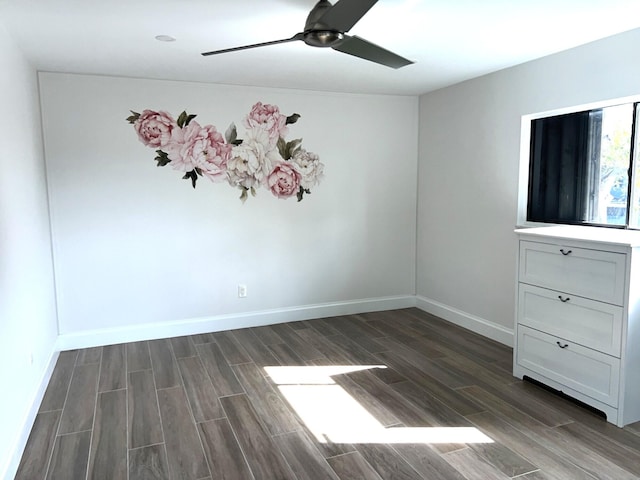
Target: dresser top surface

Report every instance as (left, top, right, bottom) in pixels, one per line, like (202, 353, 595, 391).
(515, 226, 640, 247)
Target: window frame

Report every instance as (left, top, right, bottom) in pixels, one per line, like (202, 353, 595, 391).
(517, 95, 640, 229)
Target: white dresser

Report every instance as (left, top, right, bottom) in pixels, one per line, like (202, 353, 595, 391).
(514, 225, 640, 427)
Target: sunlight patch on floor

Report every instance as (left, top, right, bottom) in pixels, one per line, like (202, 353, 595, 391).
(266, 365, 494, 445)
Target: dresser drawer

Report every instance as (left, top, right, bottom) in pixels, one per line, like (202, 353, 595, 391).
(518, 284, 623, 356)
(516, 326, 620, 407)
(519, 240, 626, 305)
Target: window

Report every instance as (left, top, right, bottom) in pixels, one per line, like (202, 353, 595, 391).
(526, 102, 640, 228)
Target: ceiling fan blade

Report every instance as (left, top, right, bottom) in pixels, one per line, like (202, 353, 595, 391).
(315, 0, 378, 32)
(202, 33, 304, 56)
(332, 35, 413, 69)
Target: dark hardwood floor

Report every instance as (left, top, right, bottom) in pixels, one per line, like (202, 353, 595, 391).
(15, 308, 640, 479)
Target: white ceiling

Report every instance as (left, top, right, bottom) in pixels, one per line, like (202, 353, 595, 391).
(3, 0, 640, 96)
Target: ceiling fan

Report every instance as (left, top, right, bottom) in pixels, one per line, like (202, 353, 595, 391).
(201, 0, 413, 69)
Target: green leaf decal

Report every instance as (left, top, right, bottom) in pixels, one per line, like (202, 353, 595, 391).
(231, 139, 243, 146)
(286, 138, 302, 159)
(176, 111, 196, 128)
(176, 111, 187, 128)
(154, 150, 171, 167)
(286, 113, 300, 125)
(182, 170, 198, 188)
(277, 137, 287, 159)
(296, 186, 304, 202)
(126, 111, 140, 124)
(240, 188, 248, 202)
(225, 123, 237, 144)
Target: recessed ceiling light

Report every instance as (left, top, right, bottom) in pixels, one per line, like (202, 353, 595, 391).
(155, 35, 176, 42)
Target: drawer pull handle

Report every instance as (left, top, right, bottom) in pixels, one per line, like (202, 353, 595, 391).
(556, 341, 569, 349)
(559, 249, 572, 256)
(558, 295, 571, 303)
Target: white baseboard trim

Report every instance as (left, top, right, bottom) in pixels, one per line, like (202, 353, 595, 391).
(3, 347, 59, 480)
(56, 295, 417, 351)
(415, 295, 514, 347)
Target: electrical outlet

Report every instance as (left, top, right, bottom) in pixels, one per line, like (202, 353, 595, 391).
(238, 284, 247, 298)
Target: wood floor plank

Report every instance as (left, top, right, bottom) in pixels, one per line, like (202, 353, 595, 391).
(326, 451, 384, 480)
(157, 386, 210, 479)
(392, 444, 467, 480)
(212, 330, 252, 365)
(87, 389, 127, 480)
(356, 443, 425, 480)
(404, 310, 510, 365)
(177, 355, 225, 422)
(378, 339, 472, 389)
(465, 411, 596, 480)
(511, 380, 640, 451)
(231, 328, 280, 367)
(196, 342, 245, 396)
(190, 333, 215, 344)
(232, 362, 300, 435)
(268, 323, 325, 361)
(527, 424, 638, 480)
(334, 375, 434, 429)
(434, 353, 515, 390)
(376, 351, 485, 417)
(15, 410, 61, 480)
(198, 418, 255, 480)
(376, 335, 448, 361)
(39, 350, 78, 412)
(295, 328, 356, 365)
(268, 342, 307, 365)
(308, 318, 342, 336)
(77, 346, 103, 365)
(458, 385, 547, 432)
(170, 335, 197, 359)
(58, 363, 99, 434)
(148, 338, 181, 389)
(467, 438, 539, 478)
(333, 371, 402, 427)
(391, 378, 473, 427)
(461, 383, 572, 429)
(128, 370, 163, 449)
(98, 344, 126, 392)
(557, 421, 640, 476)
(220, 394, 296, 480)
(46, 430, 91, 480)
(327, 316, 387, 353)
(249, 325, 284, 345)
(443, 447, 511, 480)
(329, 334, 383, 365)
(126, 341, 151, 372)
(273, 430, 340, 480)
(129, 444, 170, 480)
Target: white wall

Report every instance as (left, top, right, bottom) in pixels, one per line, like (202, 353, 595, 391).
(417, 28, 640, 344)
(0, 24, 59, 480)
(39, 73, 418, 343)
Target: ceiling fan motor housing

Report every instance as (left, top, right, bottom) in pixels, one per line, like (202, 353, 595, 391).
(303, 30, 344, 47)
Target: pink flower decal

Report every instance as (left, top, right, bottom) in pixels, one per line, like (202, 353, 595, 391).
(267, 162, 302, 199)
(166, 122, 231, 182)
(243, 102, 288, 145)
(131, 110, 176, 148)
(127, 103, 323, 202)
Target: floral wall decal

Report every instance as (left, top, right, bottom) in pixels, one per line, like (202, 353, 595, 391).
(126, 102, 324, 202)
